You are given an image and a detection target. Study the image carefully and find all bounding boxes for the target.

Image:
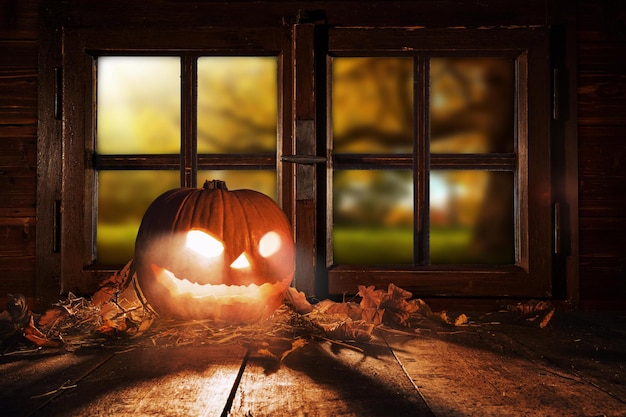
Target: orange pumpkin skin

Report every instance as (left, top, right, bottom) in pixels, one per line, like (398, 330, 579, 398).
(134, 180, 295, 323)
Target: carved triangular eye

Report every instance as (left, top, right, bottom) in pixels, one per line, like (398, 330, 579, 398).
(259, 231, 281, 258)
(231, 252, 252, 269)
(186, 230, 224, 258)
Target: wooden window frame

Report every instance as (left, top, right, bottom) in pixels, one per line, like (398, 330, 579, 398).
(316, 27, 553, 299)
(36, 1, 576, 306)
(38, 26, 295, 295)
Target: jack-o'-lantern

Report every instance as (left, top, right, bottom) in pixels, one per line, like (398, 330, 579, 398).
(134, 180, 295, 323)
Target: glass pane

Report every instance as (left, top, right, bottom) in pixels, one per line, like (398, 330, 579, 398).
(97, 170, 180, 264)
(333, 170, 413, 265)
(332, 57, 413, 154)
(430, 170, 514, 264)
(197, 57, 277, 153)
(198, 170, 277, 202)
(430, 58, 515, 154)
(97, 57, 181, 154)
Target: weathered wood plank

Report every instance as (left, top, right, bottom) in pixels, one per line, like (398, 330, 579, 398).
(579, 217, 626, 256)
(579, 177, 626, 218)
(499, 312, 626, 403)
(578, 126, 626, 177)
(0, 40, 38, 67)
(386, 315, 626, 417)
(578, 73, 626, 126)
(0, 126, 37, 169)
(0, 217, 35, 258)
(0, 41, 38, 125)
(0, 312, 624, 417)
(60, 0, 547, 29)
(0, 0, 40, 40)
(577, 40, 626, 74)
(0, 68, 37, 125)
(0, 167, 36, 210)
(229, 339, 433, 416)
(0, 257, 35, 296)
(0, 349, 115, 417)
(579, 255, 626, 310)
(577, 0, 626, 36)
(31, 346, 248, 417)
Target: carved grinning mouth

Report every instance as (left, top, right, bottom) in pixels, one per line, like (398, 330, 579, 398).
(150, 264, 289, 302)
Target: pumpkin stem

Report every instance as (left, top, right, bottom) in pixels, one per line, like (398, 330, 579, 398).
(203, 179, 228, 191)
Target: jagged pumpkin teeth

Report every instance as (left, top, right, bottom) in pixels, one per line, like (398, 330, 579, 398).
(134, 179, 295, 323)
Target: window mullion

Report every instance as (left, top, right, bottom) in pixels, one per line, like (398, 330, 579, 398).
(181, 56, 197, 187)
(414, 55, 429, 265)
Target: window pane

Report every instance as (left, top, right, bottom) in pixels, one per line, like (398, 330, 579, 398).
(430, 170, 514, 264)
(97, 57, 181, 154)
(198, 170, 277, 202)
(333, 170, 413, 265)
(197, 57, 277, 154)
(332, 57, 413, 154)
(97, 170, 180, 264)
(430, 58, 515, 154)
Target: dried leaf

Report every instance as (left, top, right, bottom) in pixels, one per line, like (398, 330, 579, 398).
(454, 313, 469, 326)
(135, 315, 155, 336)
(360, 308, 385, 325)
(95, 317, 133, 335)
(358, 285, 384, 309)
(539, 307, 555, 328)
(256, 348, 277, 361)
(506, 299, 552, 315)
(504, 299, 556, 328)
(280, 338, 308, 362)
(284, 287, 313, 314)
(92, 260, 135, 306)
(409, 298, 433, 317)
(434, 311, 452, 325)
(380, 284, 419, 326)
(38, 307, 67, 328)
(386, 283, 413, 302)
(6, 293, 29, 326)
(23, 315, 61, 347)
(324, 321, 374, 343)
(95, 319, 118, 335)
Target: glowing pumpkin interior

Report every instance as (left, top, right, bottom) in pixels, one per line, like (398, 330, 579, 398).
(134, 180, 295, 323)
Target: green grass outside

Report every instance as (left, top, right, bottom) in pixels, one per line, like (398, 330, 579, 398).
(97, 223, 139, 264)
(333, 226, 475, 265)
(99, 224, 497, 266)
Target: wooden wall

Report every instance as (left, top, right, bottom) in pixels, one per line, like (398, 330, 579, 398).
(0, 0, 624, 310)
(576, 0, 626, 310)
(0, 0, 38, 299)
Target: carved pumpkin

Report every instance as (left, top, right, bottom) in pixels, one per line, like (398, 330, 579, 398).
(134, 180, 295, 323)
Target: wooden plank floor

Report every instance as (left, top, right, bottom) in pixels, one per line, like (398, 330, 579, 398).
(1, 311, 625, 417)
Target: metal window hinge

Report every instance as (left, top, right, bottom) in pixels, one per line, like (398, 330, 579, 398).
(281, 155, 327, 165)
(553, 202, 561, 255)
(552, 68, 559, 121)
(55, 66, 63, 120)
(53, 200, 61, 253)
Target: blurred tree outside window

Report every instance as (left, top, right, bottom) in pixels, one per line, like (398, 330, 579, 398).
(331, 56, 516, 265)
(97, 54, 518, 267)
(96, 56, 278, 265)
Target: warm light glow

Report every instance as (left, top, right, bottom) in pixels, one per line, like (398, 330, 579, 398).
(186, 230, 224, 258)
(230, 252, 252, 269)
(259, 231, 282, 257)
(153, 264, 289, 300)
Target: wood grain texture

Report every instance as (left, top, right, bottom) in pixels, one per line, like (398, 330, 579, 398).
(387, 313, 626, 417)
(0, 0, 39, 40)
(29, 346, 248, 417)
(0, 312, 624, 417)
(230, 340, 433, 417)
(576, 0, 626, 309)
